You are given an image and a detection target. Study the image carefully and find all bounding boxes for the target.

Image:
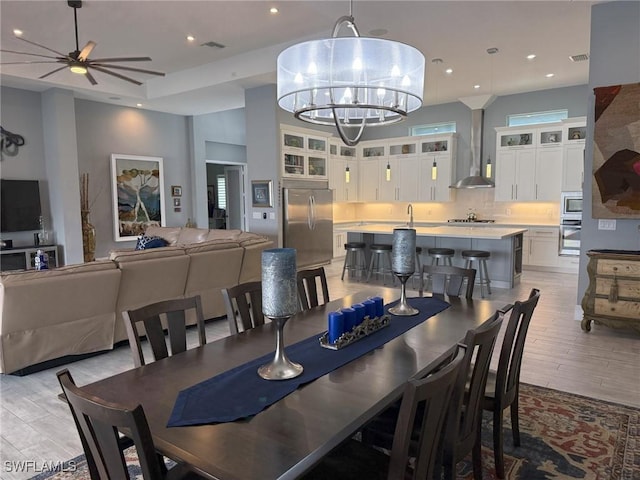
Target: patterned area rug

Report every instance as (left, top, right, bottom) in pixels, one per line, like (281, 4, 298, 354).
(31, 383, 639, 480)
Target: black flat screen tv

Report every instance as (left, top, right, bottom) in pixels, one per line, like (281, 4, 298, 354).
(1, 179, 42, 232)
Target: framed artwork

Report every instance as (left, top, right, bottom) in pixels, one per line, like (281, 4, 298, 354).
(171, 185, 182, 197)
(251, 180, 273, 207)
(593, 83, 640, 218)
(110, 154, 165, 242)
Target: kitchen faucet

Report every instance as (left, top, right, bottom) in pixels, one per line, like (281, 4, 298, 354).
(407, 204, 414, 228)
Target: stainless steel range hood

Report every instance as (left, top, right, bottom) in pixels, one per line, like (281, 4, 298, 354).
(452, 95, 496, 189)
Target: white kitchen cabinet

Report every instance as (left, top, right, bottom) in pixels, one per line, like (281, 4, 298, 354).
(535, 146, 563, 200)
(378, 157, 421, 201)
(333, 231, 347, 258)
(329, 140, 358, 202)
(523, 227, 559, 267)
(281, 128, 329, 180)
(561, 118, 586, 191)
(358, 157, 380, 202)
(495, 148, 536, 201)
(418, 134, 457, 202)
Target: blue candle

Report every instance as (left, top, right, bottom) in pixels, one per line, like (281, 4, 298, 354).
(362, 299, 376, 318)
(261, 248, 299, 318)
(341, 307, 357, 331)
(328, 311, 344, 344)
(372, 296, 384, 317)
(352, 303, 366, 325)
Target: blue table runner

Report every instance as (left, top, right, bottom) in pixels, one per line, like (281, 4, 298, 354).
(167, 296, 449, 427)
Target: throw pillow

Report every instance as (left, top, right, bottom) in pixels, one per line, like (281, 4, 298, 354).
(135, 235, 169, 250)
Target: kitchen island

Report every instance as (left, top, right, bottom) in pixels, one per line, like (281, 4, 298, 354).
(339, 223, 527, 289)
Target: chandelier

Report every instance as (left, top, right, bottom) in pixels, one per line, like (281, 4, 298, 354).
(277, 8, 425, 146)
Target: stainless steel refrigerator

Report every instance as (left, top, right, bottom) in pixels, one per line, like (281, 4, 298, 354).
(283, 188, 333, 269)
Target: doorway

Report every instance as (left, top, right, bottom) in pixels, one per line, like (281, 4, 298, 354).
(206, 161, 246, 231)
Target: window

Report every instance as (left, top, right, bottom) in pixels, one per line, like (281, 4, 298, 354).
(507, 110, 568, 127)
(216, 174, 227, 210)
(411, 122, 456, 136)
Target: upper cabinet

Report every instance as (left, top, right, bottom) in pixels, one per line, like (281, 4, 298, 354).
(329, 139, 358, 202)
(497, 128, 535, 149)
(281, 128, 329, 180)
(561, 117, 586, 191)
(418, 134, 457, 202)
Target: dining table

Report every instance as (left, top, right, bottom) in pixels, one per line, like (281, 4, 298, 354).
(79, 287, 508, 480)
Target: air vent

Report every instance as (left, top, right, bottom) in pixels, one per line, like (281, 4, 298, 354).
(201, 41, 226, 49)
(569, 53, 589, 62)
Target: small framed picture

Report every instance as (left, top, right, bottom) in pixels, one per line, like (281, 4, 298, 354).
(173, 197, 181, 207)
(251, 180, 273, 208)
(171, 185, 182, 197)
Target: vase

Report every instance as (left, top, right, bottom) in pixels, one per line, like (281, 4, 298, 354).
(81, 210, 96, 262)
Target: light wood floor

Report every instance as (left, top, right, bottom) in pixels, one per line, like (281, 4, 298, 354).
(0, 262, 638, 479)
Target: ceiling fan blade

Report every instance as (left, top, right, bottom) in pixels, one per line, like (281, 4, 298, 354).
(39, 65, 70, 80)
(85, 70, 98, 85)
(0, 49, 63, 60)
(0, 61, 61, 65)
(89, 65, 142, 85)
(87, 56, 151, 63)
(91, 63, 165, 76)
(78, 41, 96, 61)
(15, 36, 72, 60)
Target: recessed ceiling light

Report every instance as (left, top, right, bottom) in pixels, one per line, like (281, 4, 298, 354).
(270, 7, 278, 14)
(545, 73, 555, 78)
(13, 29, 23, 36)
(186, 35, 195, 42)
(136, 103, 142, 107)
(445, 68, 453, 74)
(527, 54, 536, 60)
(474, 84, 480, 89)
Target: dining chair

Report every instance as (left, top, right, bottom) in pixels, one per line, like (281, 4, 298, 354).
(484, 288, 541, 479)
(123, 295, 206, 368)
(301, 345, 466, 480)
(297, 266, 330, 310)
(419, 264, 476, 298)
(57, 369, 199, 480)
(221, 280, 265, 334)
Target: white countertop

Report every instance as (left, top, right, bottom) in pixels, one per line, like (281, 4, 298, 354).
(337, 223, 527, 240)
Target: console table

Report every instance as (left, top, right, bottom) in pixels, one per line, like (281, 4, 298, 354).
(581, 249, 640, 333)
(0, 245, 59, 271)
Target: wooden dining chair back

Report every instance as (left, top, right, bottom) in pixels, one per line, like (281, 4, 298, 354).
(301, 346, 466, 480)
(420, 264, 476, 298)
(221, 281, 264, 334)
(297, 266, 330, 310)
(441, 308, 505, 480)
(57, 369, 167, 479)
(123, 296, 206, 368)
(484, 288, 541, 478)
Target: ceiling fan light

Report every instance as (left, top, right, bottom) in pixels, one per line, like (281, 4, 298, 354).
(70, 63, 87, 74)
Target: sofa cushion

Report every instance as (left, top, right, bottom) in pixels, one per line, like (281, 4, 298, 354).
(0, 260, 117, 283)
(205, 229, 242, 241)
(177, 228, 210, 245)
(183, 239, 241, 254)
(145, 226, 181, 246)
(135, 234, 169, 250)
(109, 246, 186, 263)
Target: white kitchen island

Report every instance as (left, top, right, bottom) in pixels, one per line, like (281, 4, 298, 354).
(339, 223, 527, 289)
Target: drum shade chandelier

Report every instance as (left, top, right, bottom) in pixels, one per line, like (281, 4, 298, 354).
(277, 6, 425, 146)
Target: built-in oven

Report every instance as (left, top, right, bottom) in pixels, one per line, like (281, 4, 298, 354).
(559, 191, 582, 256)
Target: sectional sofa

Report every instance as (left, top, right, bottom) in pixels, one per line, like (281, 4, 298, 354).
(0, 227, 272, 374)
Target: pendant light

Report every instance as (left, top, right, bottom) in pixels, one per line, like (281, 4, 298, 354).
(345, 165, 350, 183)
(386, 161, 392, 181)
(485, 156, 492, 178)
(277, 1, 425, 146)
(431, 160, 438, 180)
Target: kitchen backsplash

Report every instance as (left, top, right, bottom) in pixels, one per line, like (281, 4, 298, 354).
(333, 188, 560, 225)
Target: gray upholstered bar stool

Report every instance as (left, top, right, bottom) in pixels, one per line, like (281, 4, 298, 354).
(462, 249, 492, 298)
(366, 244, 395, 285)
(341, 242, 367, 281)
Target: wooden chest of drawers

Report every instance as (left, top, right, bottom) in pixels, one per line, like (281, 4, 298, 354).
(581, 250, 640, 333)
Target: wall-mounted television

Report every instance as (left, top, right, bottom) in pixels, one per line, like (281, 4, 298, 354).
(1, 179, 42, 232)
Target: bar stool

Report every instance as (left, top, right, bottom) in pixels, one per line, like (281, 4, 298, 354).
(462, 249, 492, 298)
(366, 244, 395, 285)
(341, 242, 367, 281)
(412, 246, 423, 289)
(428, 247, 455, 266)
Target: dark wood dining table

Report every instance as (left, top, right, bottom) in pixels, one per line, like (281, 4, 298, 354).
(80, 288, 507, 480)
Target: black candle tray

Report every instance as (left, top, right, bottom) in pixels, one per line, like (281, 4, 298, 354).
(319, 314, 390, 350)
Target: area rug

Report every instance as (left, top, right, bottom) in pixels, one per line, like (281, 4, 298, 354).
(31, 383, 639, 479)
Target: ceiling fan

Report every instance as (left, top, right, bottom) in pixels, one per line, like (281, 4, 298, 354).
(0, 0, 165, 86)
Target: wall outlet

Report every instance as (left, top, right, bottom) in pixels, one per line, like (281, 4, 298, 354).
(598, 219, 616, 230)
(269, 212, 275, 220)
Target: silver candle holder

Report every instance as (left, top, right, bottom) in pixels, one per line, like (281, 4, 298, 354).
(389, 228, 419, 316)
(259, 248, 303, 380)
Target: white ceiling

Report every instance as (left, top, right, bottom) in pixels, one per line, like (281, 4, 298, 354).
(0, 0, 594, 116)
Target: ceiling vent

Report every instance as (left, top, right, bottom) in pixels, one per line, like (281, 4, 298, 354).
(569, 53, 589, 62)
(201, 41, 226, 49)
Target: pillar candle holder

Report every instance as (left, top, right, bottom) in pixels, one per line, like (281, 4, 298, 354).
(389, 228, 419, 316)
(258, 315, 303, 380)
(259, 248, 303, 380)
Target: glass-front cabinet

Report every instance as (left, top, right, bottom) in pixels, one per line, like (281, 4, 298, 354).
(498, 129, 535, 148)
(281, 128, 329, 180)
(538, 126, 563, 146)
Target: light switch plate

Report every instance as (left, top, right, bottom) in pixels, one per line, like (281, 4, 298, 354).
(269, 212, 275, 219)
(598, 219, 616, 230)
(252, 212, 261, 219)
